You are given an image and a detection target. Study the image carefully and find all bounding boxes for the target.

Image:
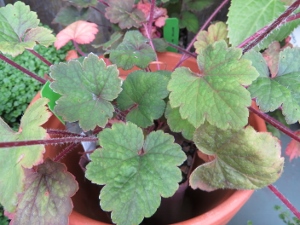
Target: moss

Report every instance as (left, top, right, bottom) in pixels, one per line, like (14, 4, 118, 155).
(0, 42, 73, 131)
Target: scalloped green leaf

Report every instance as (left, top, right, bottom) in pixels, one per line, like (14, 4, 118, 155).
(227, 0, 300, 50)
(109, 30, 156, 70)
(0, 1, 55, 56)
(105, 0, 145, 29)
(165, 102, 195, 140)
(50, 53, 122, 131)
(190, 123, 284, 191)
(117, 70, 170, 128)
(168, 41, 259, 130)
(67, 0, 98, 7)
(85, 122, 186, 225)
(53, 5, 91, 26)
(249, 47, 300, 124)
(179, 11, 199, 33)
(12, 158, 78, 225)
(194, 22, 229, 54)
(0, 98, 51, 212)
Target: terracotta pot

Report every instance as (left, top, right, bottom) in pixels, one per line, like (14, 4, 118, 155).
(32, 52, 266, 225)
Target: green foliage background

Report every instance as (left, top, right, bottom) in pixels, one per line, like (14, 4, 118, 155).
(0, 204, 8, 225)
(0, 42, 73, 130)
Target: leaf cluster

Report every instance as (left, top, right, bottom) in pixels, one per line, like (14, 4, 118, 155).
(0, 0, 300, 225)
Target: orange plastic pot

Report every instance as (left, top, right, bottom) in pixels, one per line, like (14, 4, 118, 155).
(32, 52, 266, 225)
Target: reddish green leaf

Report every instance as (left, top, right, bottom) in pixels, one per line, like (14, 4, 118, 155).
(190, 123, 284, 191)
(249, 47, 300, 124)
(0, 98, 51, 212)
(194, 22, 229, 54)
(11, 158, 78, 225)
(105, 0, 145, 29)
(286, 130, 300, 161)
(86, 122, 186, 225)
(263, 41, 281, 78)
(109, 31, 156, 70)
(168, 41, 259, 130)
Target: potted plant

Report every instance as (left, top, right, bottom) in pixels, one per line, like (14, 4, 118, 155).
(0, 0, 300, 225)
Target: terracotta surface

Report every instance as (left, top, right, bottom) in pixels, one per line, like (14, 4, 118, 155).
(33, 52, 267, 225)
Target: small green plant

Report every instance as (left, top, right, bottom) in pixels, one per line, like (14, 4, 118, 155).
(275, 205, 300, 225)
(0, 42, 73, 130)
(0, 1, 300, 225)
(0, 204, 8, 225)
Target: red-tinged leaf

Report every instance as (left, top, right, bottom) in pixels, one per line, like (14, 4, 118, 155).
(0, 98, 50, 213)
(286, 130, 300, 161)
(263, 41, 281, 78)
(136, 1, 168, 27)
(54, 20, 98, 50)
(65, 50, 79, 61)
(105, 0, 145, 29)
(11, 158, 78, 225)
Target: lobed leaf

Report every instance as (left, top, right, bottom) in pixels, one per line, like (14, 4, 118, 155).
(194, 22, 229, 54)
(117, 70, 170, 128)
(54, 20, 98, 50)
(0, 98, 51, 212)
(190, 123, 284, 191)
(0, 1, 55, 56)
(105, 0, 145, 29)
(85, 122, 186, 225)
(249, 47, 300, 124)
(179, 11, 199, 33)
(50, 53, 122, 131)
(109, 30, 156, 70)
(11, 158, 78, 225)
(168, 41, 259, 130)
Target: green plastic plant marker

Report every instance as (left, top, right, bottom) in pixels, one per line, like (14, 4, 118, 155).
(41, 81, 64, 124)
(163, 18, 179, 52)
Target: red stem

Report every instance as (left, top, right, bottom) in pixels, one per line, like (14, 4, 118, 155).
(144, 0, 160, 70)
(98, 0, 109, 7)
(0, 53, 46, 84)
(240, 0, 300, 52)
(286, 12, 300, 22)
(268, 185, 300, 220)
(53, 143, 80, 162)
(27, 49, 52, 66)
(0, 137, 98, 148)
(174, 0, 230, 69)
(73, 41, 86, 57)
(185, 0, 230, 52)
(248, 106, 300, 144)
(47, 129, 85, 137)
